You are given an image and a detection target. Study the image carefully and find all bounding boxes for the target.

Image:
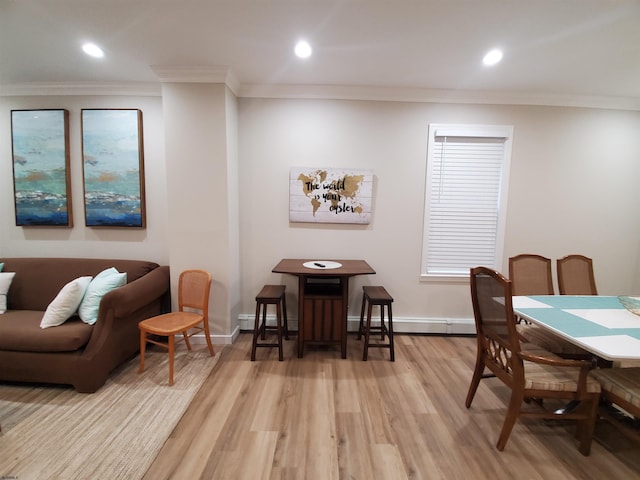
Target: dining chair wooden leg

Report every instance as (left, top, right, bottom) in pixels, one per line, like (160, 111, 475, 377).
(496, 390, 524, 451)
(577, 397, 599, 456)
(203, 320, 215, 356)
(139, 331, 147, 374)
(465, 351, 486, 408)
(168, 334, 175, 386)
(183, 331, 192, 350)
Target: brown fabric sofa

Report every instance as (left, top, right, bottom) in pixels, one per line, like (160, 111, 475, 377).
(0, 258, 170, 393)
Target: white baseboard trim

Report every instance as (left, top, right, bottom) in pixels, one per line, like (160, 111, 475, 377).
(187, 324, 241, 345)
(236, 313, 476, 336)
(188, 315, 475, 346)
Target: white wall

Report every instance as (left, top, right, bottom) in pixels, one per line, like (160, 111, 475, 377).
(2, 92, 639, 335)
(162, 83, 240, 340)
(225, 87, 242, 333)
(504, 106, 640, 293)
(0, 95, 169, 263)
(237, 98, 640, 331)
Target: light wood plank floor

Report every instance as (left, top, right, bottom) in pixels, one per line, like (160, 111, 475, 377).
(144, 333, 640, 479)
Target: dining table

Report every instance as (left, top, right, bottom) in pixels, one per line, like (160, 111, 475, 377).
(512, 295, 640, 362)
(272, 259, 376, 358)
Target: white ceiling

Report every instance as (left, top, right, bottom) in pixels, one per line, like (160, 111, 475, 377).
(2, 1, 640, 108)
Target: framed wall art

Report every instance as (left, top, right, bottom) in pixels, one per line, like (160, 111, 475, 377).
(11, 109, 72, 226)
(289, 167, 373, 224)
(81, 109, 146, 227)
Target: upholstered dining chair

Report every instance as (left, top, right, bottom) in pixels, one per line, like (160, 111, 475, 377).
(139, 269, 214, 386)
(465, 266, 601, 456)
(509, 254, 589, 358)
(557, 254, 598, 295)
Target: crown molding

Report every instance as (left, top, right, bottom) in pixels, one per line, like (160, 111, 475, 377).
(238, 84, 640, 111)
(150, 66, 240, 96)
(0, 82, 161, 97)
(2, 77, 638, 111)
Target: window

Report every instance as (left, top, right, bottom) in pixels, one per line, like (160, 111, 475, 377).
(421, 124, 513, 280)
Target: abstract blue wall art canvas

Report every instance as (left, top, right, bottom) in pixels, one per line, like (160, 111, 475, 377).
(81, 109, 146, 228)
(11, 109, 72, 226)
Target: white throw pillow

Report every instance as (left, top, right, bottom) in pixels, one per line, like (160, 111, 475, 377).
(0, 271, 16, 314)
(78, 268, 127, 325)
(40, 276, 93, 329)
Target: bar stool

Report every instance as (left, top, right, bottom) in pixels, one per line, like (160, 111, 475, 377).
(251, 285, 289, 361)
(358, 285, 395, 361)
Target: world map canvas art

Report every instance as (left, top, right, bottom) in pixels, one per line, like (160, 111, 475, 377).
(289, 168, 373, 224)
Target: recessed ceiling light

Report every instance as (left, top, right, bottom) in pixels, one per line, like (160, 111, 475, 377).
(483, 48, 503, 66)
(82, 42, 104, 58)
(294, 40, 312, 59)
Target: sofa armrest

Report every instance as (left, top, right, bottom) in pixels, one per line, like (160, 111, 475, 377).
(84, 265, 170, 356)
(99, 265, 170, 319)
(76, 265, 170, 391)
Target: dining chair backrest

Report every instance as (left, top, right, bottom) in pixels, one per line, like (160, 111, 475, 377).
(178, 269, 212, 316)
(557, 254, 597, 295)
(508, 254, 554, 296)
(469, 266, 522, 385)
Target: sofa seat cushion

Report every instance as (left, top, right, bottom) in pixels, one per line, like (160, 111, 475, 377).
(0, 310, 93, 352)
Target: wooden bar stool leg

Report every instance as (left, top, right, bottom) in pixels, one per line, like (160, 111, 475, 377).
(261, 303, 268, 340)
(358, 293, 367, 340)
(251, 300, 261, 361)
(282, 293, 290, 341)
(363, 300, 373, 361)
(388, 303, 395, 362)
(276, 302, 284, 361)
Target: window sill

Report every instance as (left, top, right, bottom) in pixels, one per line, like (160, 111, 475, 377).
(420, 274, 470, 284)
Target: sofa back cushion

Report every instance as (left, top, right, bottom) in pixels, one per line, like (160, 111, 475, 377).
(0, 258, 159, 311)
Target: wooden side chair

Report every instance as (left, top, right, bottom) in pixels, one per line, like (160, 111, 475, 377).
(139, 269, 214, 386)
(509, 254, 589, 358)
(557, 254, 598, 295)
(465, 266, 601, 455)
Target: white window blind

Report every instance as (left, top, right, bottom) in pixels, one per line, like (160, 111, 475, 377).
(421, 124, 513, 278)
